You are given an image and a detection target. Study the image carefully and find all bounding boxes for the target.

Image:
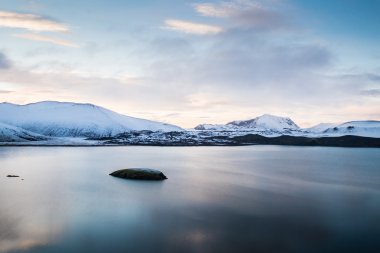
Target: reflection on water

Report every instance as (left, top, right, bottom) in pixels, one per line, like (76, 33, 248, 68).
(0, 146, 380, 253)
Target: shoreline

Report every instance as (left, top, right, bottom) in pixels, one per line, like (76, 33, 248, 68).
(1, 134, 380, 148)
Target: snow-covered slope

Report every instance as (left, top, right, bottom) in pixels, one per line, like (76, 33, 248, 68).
(195, 114, 300, 133)
(194, 124, 229, 131)
(0, 101, 182, 137)
(194, 114, 302, 136)
(227, 114, 300, 131)
(321, 121, 380, 138)
(306, 123, 337, 133)
(0, 122, 46, 142)
(194, 115, 380, 138)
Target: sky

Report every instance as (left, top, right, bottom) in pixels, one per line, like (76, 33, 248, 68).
(0, 0, 379, 128)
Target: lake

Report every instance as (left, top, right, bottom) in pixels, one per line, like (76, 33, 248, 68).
(1, 146, 379, 253)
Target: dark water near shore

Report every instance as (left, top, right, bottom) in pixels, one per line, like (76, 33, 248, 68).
(0, 146, 379, 253)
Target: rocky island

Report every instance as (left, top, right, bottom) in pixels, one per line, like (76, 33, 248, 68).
(109, 168, 168, 180)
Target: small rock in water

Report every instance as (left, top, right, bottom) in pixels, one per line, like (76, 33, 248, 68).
(7, 175, 19, 178)
(109, 168, 167, 180)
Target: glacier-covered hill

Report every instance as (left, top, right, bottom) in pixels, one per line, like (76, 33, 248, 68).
(0, 101, 182, 138)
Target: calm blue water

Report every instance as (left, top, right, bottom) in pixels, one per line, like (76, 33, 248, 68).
(0, 146, 379, 253)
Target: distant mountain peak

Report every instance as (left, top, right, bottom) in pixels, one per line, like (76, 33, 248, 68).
(227, 114, 299, 131)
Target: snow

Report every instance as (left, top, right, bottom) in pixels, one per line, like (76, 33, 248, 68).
(0, 101, 182, 137)
(321, 121, 380, 138)
(194, 124, 229, 131)
(0, 101, 379, 144)
(227, 114, 300, 131)
(194, 115, 380, 139)
(306, 123, 337, 133)
(0, 122, 46, 142)
(195, 115, 300, 134)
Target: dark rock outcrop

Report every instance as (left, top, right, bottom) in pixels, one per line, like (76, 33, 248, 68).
(110, 168, 167, 180)
(7, 175, 19, 177)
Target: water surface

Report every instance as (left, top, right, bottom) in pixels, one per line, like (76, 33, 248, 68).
(0, 146, 379, 253)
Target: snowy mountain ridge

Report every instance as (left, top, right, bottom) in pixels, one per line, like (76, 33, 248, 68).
(320, 121, 380, 138)
(195, 115, 380, 138)
(305, 123, 337, 133)
(0, 101, 379, 144)
(0, 122, 47, 142)
(0, 101, 182, 137)
(227, 114, 300, 131)
(195, 114, 299, 132)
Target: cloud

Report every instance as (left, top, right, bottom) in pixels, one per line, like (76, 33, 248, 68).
(164, 19, 223, 35)
(13, 33, 79, 48)
(0, 10, 76, 47)
(135, 28, 380, 126)
(0, 89, 13, 93)
(194, 1, 290, 30)
(339, 73, 380, 82)
(0, 10, 69, 32)
(147, 31, 332, 93)
(1, 2, 378, 127)
(0, 52, 11, 69)
(195, 3, 232, 17)
(361, 89, 380, 97)
(0, 44, 378, 128)
(186, 92, 230, 108)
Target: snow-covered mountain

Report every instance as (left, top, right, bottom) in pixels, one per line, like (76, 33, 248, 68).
(305, 123, 337, 133)
(195, 114, 300, 135)
(0, 101, 379, 144)
(195, 115, 380, 138)
(227, 114, 299, 131)
(0, 101, 182, 137)
(320, 121, 380, 138)
(194, 124, 229, 131)
(0, 122, 46, 142)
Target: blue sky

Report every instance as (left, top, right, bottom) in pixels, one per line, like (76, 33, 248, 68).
(0, 0, 379, 127)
